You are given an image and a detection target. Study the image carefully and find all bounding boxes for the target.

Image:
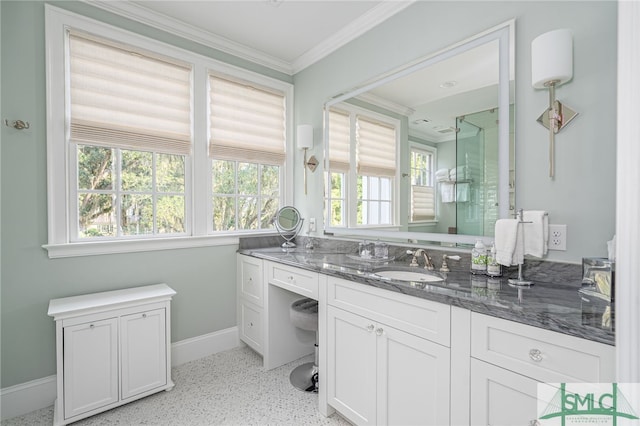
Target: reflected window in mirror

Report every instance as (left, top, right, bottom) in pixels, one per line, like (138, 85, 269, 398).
(326, 105, 400, 228)
(409, 144, 436, 223)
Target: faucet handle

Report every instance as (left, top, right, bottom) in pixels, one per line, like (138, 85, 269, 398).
(406, 249, 419, 267)
(440, 254, 461, 272)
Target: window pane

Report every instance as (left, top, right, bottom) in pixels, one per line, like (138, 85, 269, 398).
(238, 163, 258, 195)
(380, 201, 391, 223)
(331, 173, 343, 198)
(78, 193, 115, 237)
(380, 178, 391, 200)
(370, 201, 380, 224)
(121, 150, 152, 192)
(357, 200, 365, 224)
(121, 194, 153, 236)
(331, 200, 344, 226)
(157, 195, 185, 233)
(261, 165, 280, 197)
(212, 160, 236, 194)
(78, 145, 113, 190)
(213, 196, 236, 231)
(370, 177, 380, 199)
(157, 154, 185, 193)
(261, 198, 279, 229)
(357, 175, 366, 199)
(238, 196, 258, 230)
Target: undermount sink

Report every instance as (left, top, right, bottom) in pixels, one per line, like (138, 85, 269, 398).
(373, 268, 445, 283)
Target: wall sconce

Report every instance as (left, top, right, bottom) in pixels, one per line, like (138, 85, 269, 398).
(297, 124, 318, 195)
(531, 29, 578, 178)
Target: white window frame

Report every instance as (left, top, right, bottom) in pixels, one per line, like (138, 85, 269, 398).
(409, 143, 437, 224)
(325, 103, 400, 229)
(44, 6, 293, 258)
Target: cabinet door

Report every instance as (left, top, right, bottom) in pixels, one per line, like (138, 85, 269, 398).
(378, 325, 450, 426)
(120, 308, 167, 400)
(327, 306, 377, 426)
(63, 318, 119, 419)
(470, 358, 541, 426)
(239, 301, 263, 353)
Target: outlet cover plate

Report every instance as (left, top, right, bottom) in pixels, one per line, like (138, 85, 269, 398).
(548, 224, 567, 251)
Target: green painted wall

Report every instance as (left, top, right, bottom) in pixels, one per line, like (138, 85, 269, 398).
(293, 1, 618, 264)
(0, 0, 291, 388)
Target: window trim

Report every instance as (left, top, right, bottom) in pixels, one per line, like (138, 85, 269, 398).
(44, 5, 293, 258)
(408, 142, 438, 224)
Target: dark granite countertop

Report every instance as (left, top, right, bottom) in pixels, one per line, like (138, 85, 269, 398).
(238, 241, 615, 346)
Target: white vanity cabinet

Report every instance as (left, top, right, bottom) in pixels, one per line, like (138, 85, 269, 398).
(48, 284, 176, 426)
(469, 312, 616, 426)
(326, 276, 451, 426)
(237, 254, 265, 354)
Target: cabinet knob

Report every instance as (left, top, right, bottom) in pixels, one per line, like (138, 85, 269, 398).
(142, 313, 147, 319)
(529, 349, 543, 362)
(288, 275, 294, 281)
(375, 328, 384, 336)
(89, 324, 95, 329)
(367, 324, 375, 332)
(248, 277, 252, 283)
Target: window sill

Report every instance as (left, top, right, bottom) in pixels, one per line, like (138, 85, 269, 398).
(43, 234, 247, 258)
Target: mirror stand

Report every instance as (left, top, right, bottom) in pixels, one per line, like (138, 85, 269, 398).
(274, 206, 304, 249)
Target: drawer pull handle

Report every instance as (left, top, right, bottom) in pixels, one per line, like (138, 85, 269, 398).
(90, 324, 95, 329)
(288, 275, 294, 281)
(529, 349, 543, 362)
(375, 328, 384, 336)
(367, 324, 375, 332)
(142, 313, 147, 318)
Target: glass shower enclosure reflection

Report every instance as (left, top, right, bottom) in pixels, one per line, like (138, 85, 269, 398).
(455, 108, 500, 236)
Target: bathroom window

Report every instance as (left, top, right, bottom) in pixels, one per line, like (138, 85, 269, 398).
(325, 105, 399, 228)
(209, 74, 285, 231)
(44, 6, 293, 257)
(68, 32, 191, 240)
(409, 145, 436, 222)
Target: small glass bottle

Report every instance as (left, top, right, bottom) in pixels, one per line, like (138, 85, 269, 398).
(486, 243, 502, 277)
(471, 240, 487, 275)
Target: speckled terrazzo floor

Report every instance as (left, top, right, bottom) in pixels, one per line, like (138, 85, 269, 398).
(2, 346, 351, 426)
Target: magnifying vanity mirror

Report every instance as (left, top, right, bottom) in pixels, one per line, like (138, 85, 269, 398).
(275, 206, 304, 248)
(323, 20, 514, 246)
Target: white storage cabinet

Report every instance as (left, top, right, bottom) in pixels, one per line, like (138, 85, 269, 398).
(326, 276, 451, 426)
(48, 284, 176, 426)
(469, 312, 616, 426)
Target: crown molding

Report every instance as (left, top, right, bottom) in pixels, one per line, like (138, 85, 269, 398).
(291, 1, 416, 74)
(82, 0, 415, 76)
(83, 0, 293, 74)
(355, 92, 415, 117)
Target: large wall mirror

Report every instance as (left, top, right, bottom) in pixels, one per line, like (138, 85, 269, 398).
(323, 20, 514, 245)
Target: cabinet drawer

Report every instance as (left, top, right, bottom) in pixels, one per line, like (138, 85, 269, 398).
(237, 255, 263, 305)
(470, 312, 615, 383)
(327, 276, 450, 347)
(265, 261, 318, 300)
(239, 301, 263, 354)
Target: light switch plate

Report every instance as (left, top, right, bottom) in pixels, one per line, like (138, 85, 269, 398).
(548, 224, 567, 251)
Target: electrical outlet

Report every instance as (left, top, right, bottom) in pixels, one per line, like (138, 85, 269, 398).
(548, 224, 567, 251)
(308, 217, 316, 233)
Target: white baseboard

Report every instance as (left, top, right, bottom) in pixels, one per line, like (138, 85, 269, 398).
(171, 326, 240, 366)
(0, 326, 240, 421)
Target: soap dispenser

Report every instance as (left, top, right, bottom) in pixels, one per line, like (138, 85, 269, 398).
(471, 240, 487, 275)
(487, 243, 502, 277)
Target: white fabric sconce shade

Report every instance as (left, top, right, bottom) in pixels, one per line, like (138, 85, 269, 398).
(532, 29, 573, 88)
(531, 28, 578, 179)
(297, 124, 313, 150)
(297, 124, 317, 195)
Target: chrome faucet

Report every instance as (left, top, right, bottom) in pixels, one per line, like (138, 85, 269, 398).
(406, 249, 435, 270)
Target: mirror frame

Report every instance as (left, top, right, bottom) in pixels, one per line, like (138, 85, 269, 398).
(322, 20, 514, 245)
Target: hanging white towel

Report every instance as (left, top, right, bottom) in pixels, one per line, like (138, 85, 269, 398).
(523, 210, 549, 257)
(456, 182, 470, 202)
(435, 168, 450, 182)
(494, 219, 523, 266)
(440, 182, 455, 203)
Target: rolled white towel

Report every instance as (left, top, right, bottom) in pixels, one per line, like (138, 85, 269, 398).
(435, 168, 450, 178)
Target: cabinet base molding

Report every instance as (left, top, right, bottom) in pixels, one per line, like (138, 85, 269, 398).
(1, 327, 240, 422)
